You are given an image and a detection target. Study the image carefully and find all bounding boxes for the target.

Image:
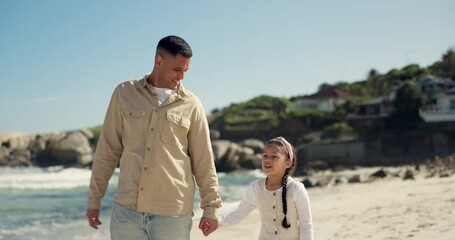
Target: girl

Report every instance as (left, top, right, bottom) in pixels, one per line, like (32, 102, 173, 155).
(209, 136, 313, 239)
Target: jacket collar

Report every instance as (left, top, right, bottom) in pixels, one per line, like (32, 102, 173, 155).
(136, 73, 191, 98)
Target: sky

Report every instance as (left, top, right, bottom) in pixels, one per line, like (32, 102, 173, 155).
(1, 1, 454, 134)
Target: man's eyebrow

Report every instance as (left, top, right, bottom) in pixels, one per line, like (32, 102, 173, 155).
(175, 67, 190, 71)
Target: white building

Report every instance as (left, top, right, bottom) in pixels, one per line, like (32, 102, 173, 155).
(290, 86, 356, 112)
(420, 88, 455, 122)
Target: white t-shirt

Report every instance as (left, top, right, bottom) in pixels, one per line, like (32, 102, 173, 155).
(147, 84, 176, 106)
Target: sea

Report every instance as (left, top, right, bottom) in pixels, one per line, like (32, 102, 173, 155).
(0, 166, 268, 240)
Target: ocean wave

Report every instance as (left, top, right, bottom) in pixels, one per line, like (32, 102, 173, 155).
(0, 167, 118, 190)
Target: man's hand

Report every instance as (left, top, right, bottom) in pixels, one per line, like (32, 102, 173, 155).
(86, 209, 102, 229)
(199, 217, 218, 236)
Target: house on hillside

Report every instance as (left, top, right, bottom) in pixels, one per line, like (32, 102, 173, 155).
(417, 75, 455, 95)
(418, 75, 455, 123)
(346, 91, 396, 128)
(419, 88, 455, 122)
(290, 86, 356, 112)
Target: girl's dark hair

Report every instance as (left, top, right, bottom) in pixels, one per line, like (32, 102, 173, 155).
(266, 138, 297, 229)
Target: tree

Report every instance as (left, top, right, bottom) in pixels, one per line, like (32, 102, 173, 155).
(318, 82, 332, 90)
(401, 64, 421, 80)
(432, 47, 455, 79)
(322, 122, 354, 139)
(367, 68, 379, 80)
(219, 95, 290, 138)
(387, 82, 423, 128)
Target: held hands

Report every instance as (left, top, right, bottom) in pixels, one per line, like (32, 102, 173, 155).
(86, 209, 102, 229)
(199, 217, 218, 236)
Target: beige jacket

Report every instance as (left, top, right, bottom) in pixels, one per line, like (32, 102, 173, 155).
(87, 75, 221, 219)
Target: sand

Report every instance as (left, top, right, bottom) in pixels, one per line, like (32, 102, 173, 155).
(191, 169, 455, 240)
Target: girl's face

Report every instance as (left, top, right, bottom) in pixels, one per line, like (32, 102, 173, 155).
(262, 143, 292, 178)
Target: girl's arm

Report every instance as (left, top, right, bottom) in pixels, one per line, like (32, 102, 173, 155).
(218, 180, 260, 227)
(293, 182, 314, 240)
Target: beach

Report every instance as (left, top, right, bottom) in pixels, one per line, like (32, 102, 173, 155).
(1, 166, 454, 239)
(191, 168, 455, 240)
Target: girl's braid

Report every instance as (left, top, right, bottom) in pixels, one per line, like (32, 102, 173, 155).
(281, 170, 291, 228)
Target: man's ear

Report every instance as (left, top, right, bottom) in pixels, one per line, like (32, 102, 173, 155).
(155, 54, 163, 67)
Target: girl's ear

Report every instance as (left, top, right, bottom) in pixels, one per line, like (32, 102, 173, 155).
(285, 159, 292, 168)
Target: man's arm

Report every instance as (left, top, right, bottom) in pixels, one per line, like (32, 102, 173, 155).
(188, 101, 222, 220)
(87, 86, 124, 227)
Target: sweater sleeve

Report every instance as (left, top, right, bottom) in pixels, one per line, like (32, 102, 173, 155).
(218, 180, 259, 227)
(292, 182, 314, 240)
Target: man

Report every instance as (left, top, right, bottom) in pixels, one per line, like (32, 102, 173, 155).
(86, 35, 221, 239)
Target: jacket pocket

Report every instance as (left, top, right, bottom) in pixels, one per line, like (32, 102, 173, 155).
(161, 112, 190, 147)
(122, 108, 146, 140)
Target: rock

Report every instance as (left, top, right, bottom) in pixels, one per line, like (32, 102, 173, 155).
(403, 169, 415, 180)
(370, 169, 388, 178)
(222, 142, 241, 171)
(238, 147, 255, 159)
(8, 148, 32, 166)
(302, 178, 315, 188)
(439, 172, 451, 178)
(315, 175, 334, 187)
(0, 132, 34, 149)
(35, 131, 93, 167)
(212, 140, 231, 161)
(238, 152, 262, 169)
(334, 176, 348, 184)
(210, 129, 221, 140)
(241, 139, 264, 154)
(213, 141, 242, 172)
(348, 174, 362, 183)
(0, 146, 10, 165)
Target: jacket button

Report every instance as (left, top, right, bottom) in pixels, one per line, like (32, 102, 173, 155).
(275, 231, 278, 235)
(147, 147, 151, 151)
(273, 218, 276, 222)
(150, 128, 154, 131)
(143, 167, 147, 171)
(272, 205, 275, 209)
(273, 192, 276, 196)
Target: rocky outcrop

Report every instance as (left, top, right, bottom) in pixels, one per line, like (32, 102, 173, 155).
(5, 126, 454, 180)
(36, 131, 93, 167)
(300, 155, 455, 188)
(0, 130, 266, 172)
(212, 139, 263, 172)
(0, 130, 94, 167)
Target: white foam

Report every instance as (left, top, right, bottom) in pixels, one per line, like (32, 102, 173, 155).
(1, 218, 111, 240)
(0, 167, 111, 190)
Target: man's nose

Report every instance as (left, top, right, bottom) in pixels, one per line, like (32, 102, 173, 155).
(177, 71, 185, 80)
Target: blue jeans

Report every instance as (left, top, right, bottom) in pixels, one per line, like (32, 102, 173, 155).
(110, 202, 193, 240)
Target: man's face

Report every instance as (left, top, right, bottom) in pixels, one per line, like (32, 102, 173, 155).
(154, 53, 191, 90)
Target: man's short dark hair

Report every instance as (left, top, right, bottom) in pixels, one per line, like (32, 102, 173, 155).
(157, 35, 193, 58)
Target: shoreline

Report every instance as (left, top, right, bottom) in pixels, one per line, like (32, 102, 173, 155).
(191, 167, 455, 240)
